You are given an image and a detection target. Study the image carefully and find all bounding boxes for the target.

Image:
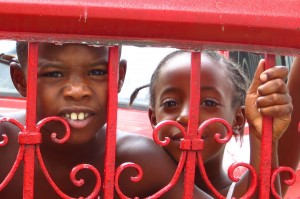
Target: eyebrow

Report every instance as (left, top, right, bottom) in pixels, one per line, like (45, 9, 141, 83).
(160, 85, 222, 96)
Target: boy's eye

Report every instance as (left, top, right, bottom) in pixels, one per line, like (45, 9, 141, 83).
(39, 71, 63, 78)
(162, 99, 179, 108)
(88, 69, 107, 76)
(201, 99, 218, 107)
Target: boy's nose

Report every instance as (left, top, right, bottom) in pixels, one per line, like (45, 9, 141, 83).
(63, 79, 92, 101)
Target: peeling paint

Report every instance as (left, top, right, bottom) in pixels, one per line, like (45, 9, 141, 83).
(84, 7, 88, 23)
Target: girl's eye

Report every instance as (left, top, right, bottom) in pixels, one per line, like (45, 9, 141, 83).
(162, 99, 179, 108)
(88, 69, 107, 76)
(201, 99, 218, 107)
(39, 71, 63, 78)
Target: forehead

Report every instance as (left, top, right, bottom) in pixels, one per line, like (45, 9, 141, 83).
(160, 53, 228, 79)
(156, 52, 234, 95)
(38, 43, 109, 62)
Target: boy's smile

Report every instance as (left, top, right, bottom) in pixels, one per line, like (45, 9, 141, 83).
(59, 106, 96, 129)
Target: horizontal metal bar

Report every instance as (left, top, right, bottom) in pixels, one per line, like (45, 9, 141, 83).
(0, 0, 299, 54)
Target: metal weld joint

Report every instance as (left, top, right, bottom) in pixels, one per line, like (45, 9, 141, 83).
(18, 131, 42, 144)
(180, 139, 204, 151)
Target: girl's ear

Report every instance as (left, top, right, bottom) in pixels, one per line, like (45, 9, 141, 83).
(118, 59, 127, 93)
(148, 106, 157, 128)
(10, 62, 27, 97)
(233, 105, 246, 135)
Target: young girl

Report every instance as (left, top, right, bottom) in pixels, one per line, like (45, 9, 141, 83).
(131, 50, 292, 198)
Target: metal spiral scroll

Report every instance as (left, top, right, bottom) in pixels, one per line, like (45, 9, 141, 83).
(115, 120, 188, 199)
(196, 118, 257, 199)
(0, 116, 102, 198)
(271, 166, 296, 199)
(0, 117, 26, 191)
(36, 116, 102, 199)
(115, 118, 258, 198)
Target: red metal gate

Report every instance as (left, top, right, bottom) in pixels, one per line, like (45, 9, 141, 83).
(0, 0, 300, 198)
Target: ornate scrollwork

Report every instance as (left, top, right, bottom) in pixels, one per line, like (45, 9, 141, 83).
(0, 117, 26, 191)
(196, 118, 258, 198)
(227, 163, 257, 199)
(197, 118, 233, 144)
(271, 166, 296, 199)
(152, 120, 187, 147)
(35, 116, 101, 198)
(1, 116, 101, 198)
(115, 120, 189, 199)
(36, 116, 70, 144)
(36, 147, 102, 199)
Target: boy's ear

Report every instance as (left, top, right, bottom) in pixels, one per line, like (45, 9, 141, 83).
(148, 106, 157, 128)
(233, 106, 246, 135)
(118, 59, 127, 93)
(10, 62, 27, 97)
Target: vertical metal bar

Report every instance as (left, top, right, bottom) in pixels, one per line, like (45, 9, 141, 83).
(23, 42, 38, 199)
(259, 54, 275, 198)
(103, 46, 119, 199)
(183, 52, 201, 199)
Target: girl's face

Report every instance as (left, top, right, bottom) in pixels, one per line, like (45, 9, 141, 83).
(149, 53, 245, 163)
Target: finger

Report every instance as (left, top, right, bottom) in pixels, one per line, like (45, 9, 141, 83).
(257, 78, 288, 96)
(256, 93, 292, 108)
(259, 104, 293, 117)
(260, 66, 288, 83)
(248, 59, 265, 94)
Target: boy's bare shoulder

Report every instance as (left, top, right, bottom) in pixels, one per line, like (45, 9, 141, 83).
(115, 130, 173, 170)
(116, 131, 167, 157)
(0, 110, 26, 124)
(0, 110, 26, 135)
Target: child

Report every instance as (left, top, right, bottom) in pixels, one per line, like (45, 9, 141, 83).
(131, 50, 292, 198)
(279, 56, 300, 197)
(0, 43, 211, 198)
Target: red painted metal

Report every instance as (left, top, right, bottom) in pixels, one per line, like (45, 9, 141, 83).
(0, 0, 299, 198)
(23, 42, 38, 198)
(258, 54, 275, 198)
(271, 166, 296, 199)
(0, 0, 300, 54)
(104, 46, 119, 198)
(0, 118, 25, 192)
(182, 52, 201, 199)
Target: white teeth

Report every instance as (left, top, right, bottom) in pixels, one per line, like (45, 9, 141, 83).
(65, 112, 89, 120)
(78, 112, 85, 120)
(71, 113, 78, 120)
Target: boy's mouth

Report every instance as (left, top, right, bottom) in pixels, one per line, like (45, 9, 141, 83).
(64, 112, 91, 120)
(59, 109, 96, 129)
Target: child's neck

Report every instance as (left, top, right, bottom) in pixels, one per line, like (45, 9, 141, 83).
(194, 149, 231, 196)
(40, 126, 106, 161)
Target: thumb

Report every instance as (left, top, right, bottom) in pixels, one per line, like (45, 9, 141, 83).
(247, 59, 265, 94)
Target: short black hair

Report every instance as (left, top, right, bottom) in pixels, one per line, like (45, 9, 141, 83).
(16, 41, 122, 68)
(16, 41, 28, 68)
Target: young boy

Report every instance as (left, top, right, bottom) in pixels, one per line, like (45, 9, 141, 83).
(0, 43, 211, 198)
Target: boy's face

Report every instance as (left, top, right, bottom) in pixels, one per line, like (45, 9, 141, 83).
(14, 43, 125, 144)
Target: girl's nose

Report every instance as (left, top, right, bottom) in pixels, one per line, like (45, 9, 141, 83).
(176, 106, 189, 127)
(63, 78, 92, 101)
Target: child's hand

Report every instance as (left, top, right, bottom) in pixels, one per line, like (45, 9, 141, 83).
(245, 59, 293, 142)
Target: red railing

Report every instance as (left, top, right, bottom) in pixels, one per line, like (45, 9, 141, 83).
(0, 0, 300, 198)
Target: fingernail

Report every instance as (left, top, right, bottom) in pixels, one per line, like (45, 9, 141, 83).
(260, 73, 267, 81)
